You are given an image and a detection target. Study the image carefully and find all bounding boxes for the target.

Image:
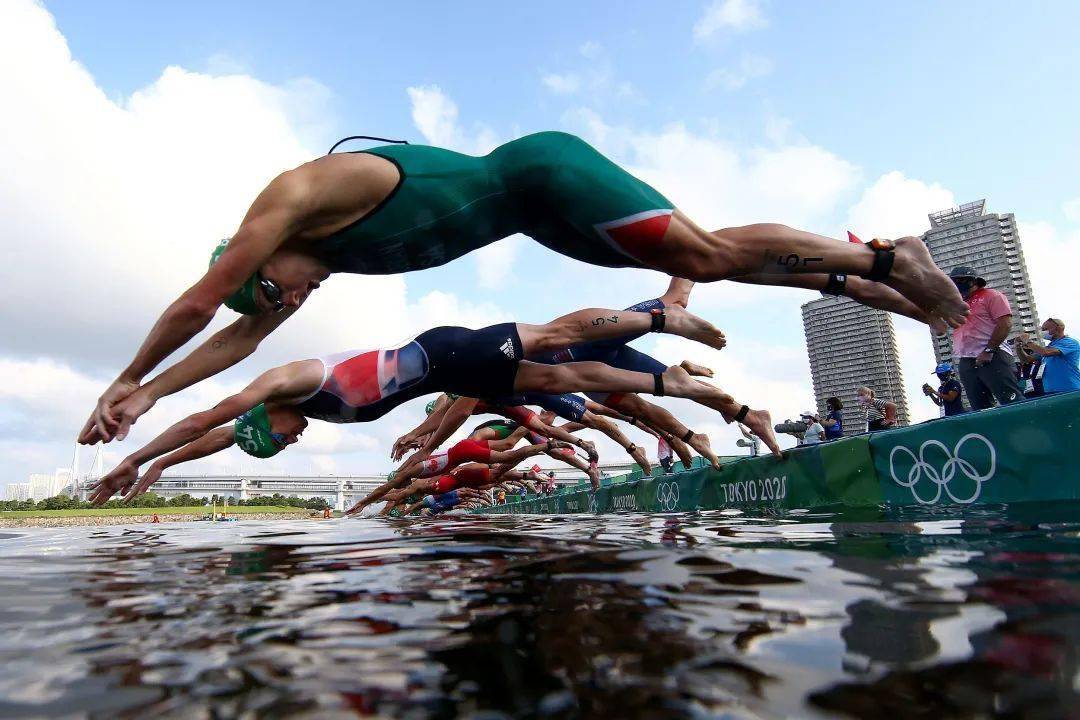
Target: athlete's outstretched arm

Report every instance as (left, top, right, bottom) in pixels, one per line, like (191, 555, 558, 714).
(82, 173, 315, 444)
(90, 361, 321, 504)
(403, 397, 479, 467)
(80, 309, 299, 445)
(392, 395, 452, 460)
(92, 427, 235, 505)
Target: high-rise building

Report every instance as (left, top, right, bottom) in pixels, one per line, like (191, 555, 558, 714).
(4, 483, 31, 501)
(923, 200, 1040, 364)
(801, 295, 910, 435)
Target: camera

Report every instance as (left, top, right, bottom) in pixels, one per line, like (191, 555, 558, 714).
(774, 421, 808, 435)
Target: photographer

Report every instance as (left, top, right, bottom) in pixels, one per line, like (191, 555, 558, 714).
(922, 362, 966, 416)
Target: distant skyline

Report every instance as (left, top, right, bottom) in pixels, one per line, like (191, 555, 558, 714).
(1, 0, 1077, 489)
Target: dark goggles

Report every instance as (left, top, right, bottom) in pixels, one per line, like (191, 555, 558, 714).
(270, 432, 289, 449)
(257, 273, 285, 312)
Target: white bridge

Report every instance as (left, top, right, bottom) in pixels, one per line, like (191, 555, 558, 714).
(76, 463, 637, 511)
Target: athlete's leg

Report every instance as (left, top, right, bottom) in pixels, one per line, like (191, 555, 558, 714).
(517, 304, 726, 354)
(607, 392, 717, 470)
(516, 361, 780, 457)
(487, 426, 529, 451)
(642, 218, 967, 328)
(375, 477, 438, 508)
(488, 442, 551, 468)
(731, 272, 949, 334)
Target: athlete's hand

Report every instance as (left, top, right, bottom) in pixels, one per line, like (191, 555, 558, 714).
(80, 377, 141, 444)
(88, 460, 138, 505)
(111, 388, 157, 443)
(122, 462, 164, 502)
(401, 448, 431, 470)
(391, 434, 422, 461)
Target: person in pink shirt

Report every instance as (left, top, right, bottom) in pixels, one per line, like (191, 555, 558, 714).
(949, 266, 1022, 410)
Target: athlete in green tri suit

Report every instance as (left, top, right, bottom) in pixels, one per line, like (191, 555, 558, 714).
(80, 130, 968, 444)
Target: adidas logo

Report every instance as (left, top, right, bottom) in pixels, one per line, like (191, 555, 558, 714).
(500, 338, 515, 359)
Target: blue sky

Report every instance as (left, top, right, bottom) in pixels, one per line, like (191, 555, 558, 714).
(2, 0, 1078, 489)
(48, 0, 1080, 221)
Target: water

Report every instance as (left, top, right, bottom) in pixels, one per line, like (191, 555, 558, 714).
(0, 505, 1078, 719)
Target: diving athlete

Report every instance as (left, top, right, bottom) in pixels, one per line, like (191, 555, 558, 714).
(80, 131, 968, 444)
(88, 304, 773, 503)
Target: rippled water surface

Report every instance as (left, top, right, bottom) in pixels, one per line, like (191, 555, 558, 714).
(1, 505, 1078, 719)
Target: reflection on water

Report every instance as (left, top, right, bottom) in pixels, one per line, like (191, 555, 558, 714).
(0, 505, 1078, 718)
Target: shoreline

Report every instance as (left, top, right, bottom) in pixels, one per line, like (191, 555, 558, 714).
(0, 511, 318, 528)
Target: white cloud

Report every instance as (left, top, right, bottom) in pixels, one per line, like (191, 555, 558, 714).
(560, 111, 860, 231)
(580, 41, 602, 59)
(542, 72, 582, 95)
(847, 171, 955, 239)
(0, 2, 513, 488)
(1062, 197, 1080, 223)
(694, 0, 768, 40)
(406, 84, 498, 154)
(705, 54, 773, 90)
(1017, 220, 1078, 326)
(473, 234, 526, 291)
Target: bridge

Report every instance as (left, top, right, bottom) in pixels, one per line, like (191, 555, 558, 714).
(87, 463, 637, 511)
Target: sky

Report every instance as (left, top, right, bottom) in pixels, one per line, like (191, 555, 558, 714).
(1, 0, 1078, 490)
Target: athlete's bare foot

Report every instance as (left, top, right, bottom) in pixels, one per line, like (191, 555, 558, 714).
(580, 440, 599, 463)
(659, 365, 717, 401)
(686, 432, 721, 470)
(680, 359, 714, 377)
(587, 462, 601, 490)
(882, 236, 969, 329)
(741, 408, 781, 458)
(662, 304, 727, 351)
(845, 274, 951, 334)
(628, 445, 652, 475)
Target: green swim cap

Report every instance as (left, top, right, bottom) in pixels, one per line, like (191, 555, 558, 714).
(234, 403, 284, 458)
(209, 239, 262, 315)
(425, 399, 437, 416)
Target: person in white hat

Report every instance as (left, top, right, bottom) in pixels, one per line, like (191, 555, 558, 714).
(799, 410, 826, 445)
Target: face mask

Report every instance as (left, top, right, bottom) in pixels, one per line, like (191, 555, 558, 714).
(953, 279, 974, 297)
(1043, 331, 1054, 341)
(857, 395, 870, 406)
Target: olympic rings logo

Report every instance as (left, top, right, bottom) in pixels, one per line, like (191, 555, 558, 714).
(888, 433, 996, 504)
(656, 481, 680, 511)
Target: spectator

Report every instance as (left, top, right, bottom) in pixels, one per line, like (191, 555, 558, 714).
(922, 362, 967, 416)
(856, 386, 897, 432)
(799, 411, 826, 445)
(822, 397, 844, 440)
(1021, 318, 1080, 394)
(544, 472, 556, 495)
(1011, 331, 1045, 397)
(949, 266, 1023, 409)
(657, 437, 675, 473)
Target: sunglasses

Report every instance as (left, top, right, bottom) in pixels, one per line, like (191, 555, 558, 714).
(257, 273, 285, 312)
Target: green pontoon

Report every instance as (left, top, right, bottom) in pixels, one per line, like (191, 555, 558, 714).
(474, 391, 1080, 515)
